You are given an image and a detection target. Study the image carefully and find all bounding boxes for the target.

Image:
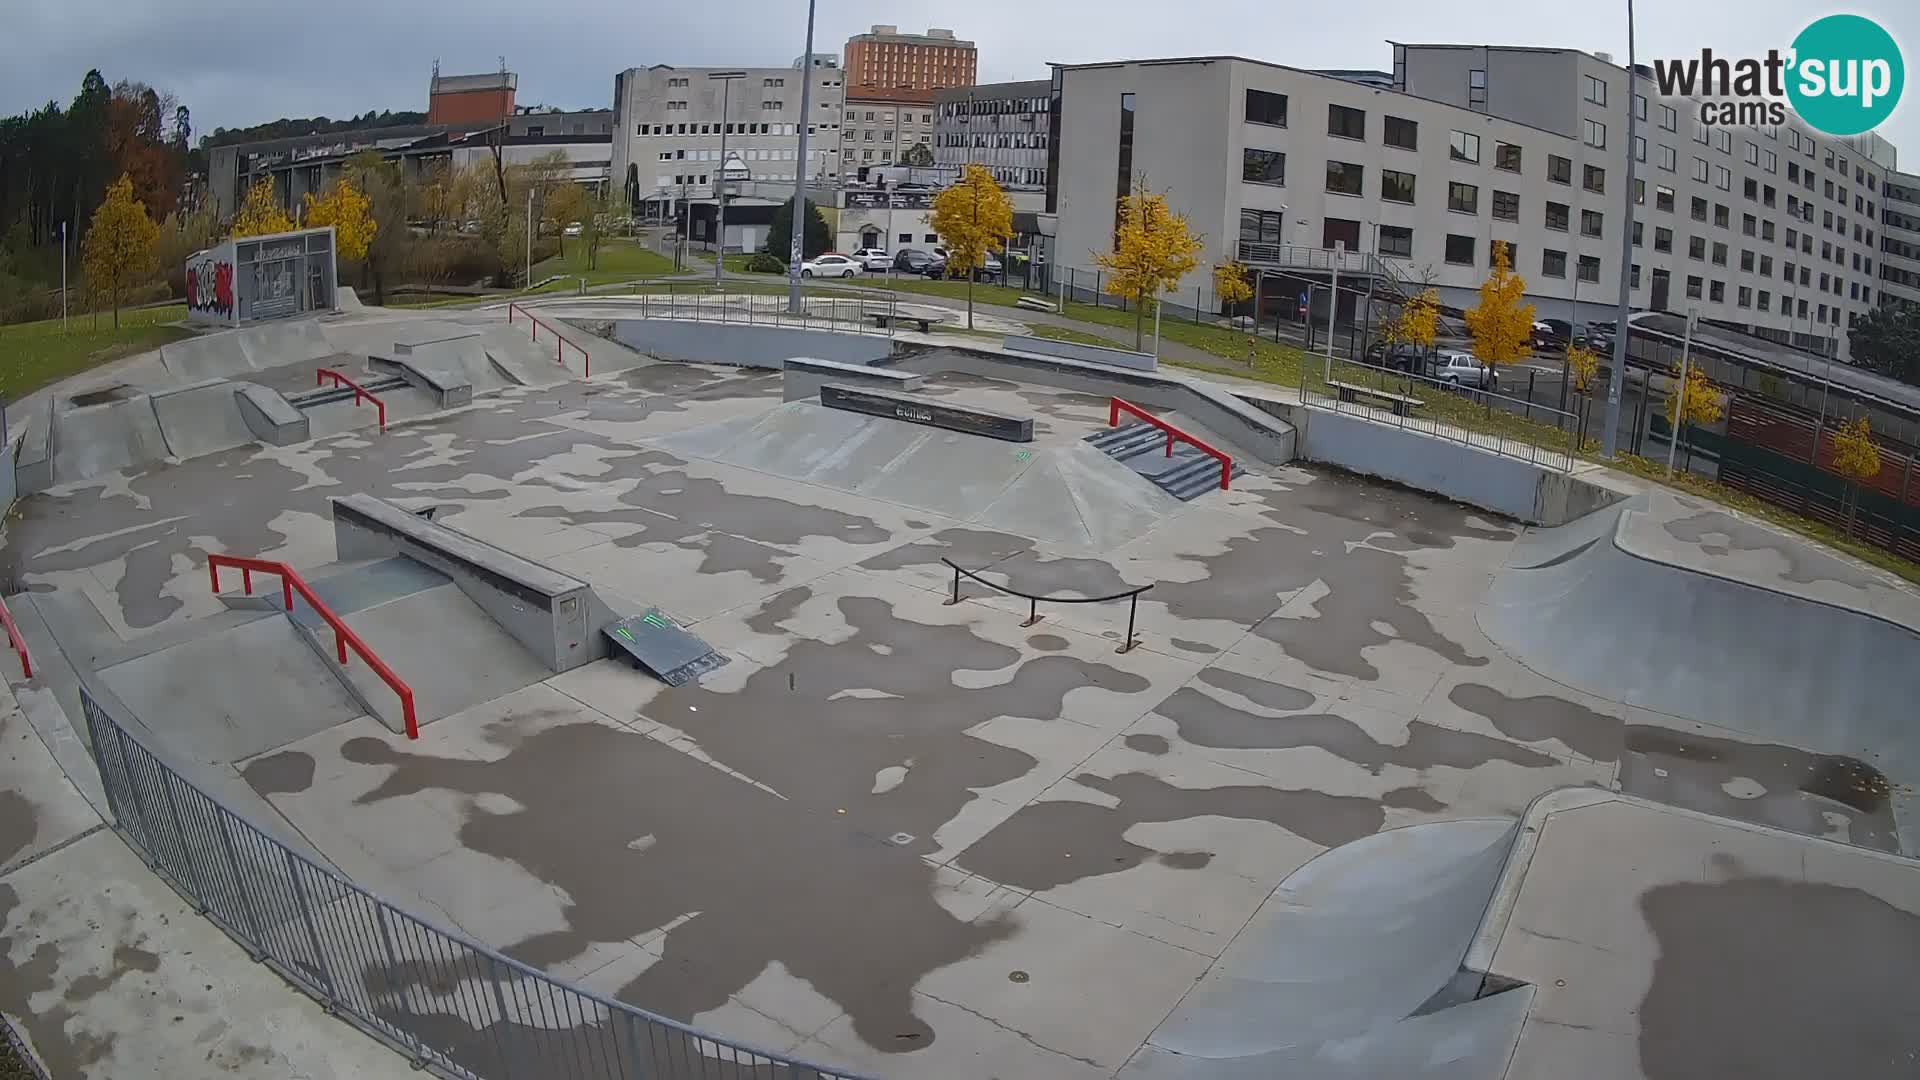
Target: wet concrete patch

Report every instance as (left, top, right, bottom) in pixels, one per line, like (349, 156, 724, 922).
(1124, 734, 1171, 755)
(1638, 874, 1920, 1078)
(1026, 633, 1070, 651)
(0, 884, 117, 1075)
(1196, 667, 1315, 711)
(1662, 508, 1876, 589)
(240, 750, 317, 797)
(0, 789, 36, 867)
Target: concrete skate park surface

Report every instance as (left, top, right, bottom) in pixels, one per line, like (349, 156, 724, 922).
(3, 320, 1920, 1077)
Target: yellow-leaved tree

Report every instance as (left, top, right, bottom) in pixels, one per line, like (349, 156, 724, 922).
(1464, 240, 1534, 373)
(1385, 287, 1441, 360)
(81, 174, 159, 329)
(231, 178, 294, 237)
(303, 175, 376, 262)
(1829, 415, 1883, 536)
(929, 164, 1015, 329)
(1213, 261, 1254, 315)
(1095, 179, 1204, 350)
(1664, 360, 1724, 471)
(1565, 342, 1601, 396)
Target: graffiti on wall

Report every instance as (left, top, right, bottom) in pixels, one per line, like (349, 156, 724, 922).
(186, 256, 234, 320)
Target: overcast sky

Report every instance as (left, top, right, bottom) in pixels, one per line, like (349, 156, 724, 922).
(3, 0, 1915, 160)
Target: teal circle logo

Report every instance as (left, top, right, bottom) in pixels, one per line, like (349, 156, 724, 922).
(1786, 15, 1904, 136)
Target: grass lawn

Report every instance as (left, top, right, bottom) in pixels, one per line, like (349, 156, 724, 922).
(534, 237, 679, 284)
(1030, 324, 1128, 349)
(0, 305, 191, 400)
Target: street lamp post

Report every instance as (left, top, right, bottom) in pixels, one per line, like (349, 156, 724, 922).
(1601, 0, 1642, 458)
(787, 0, 818, 314)
(710, 71, 746, 287)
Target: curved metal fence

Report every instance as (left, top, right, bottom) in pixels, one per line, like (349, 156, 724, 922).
(78, 685, 873, 1080)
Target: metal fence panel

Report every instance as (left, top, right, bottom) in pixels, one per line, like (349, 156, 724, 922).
(77, 688, 875, 1080)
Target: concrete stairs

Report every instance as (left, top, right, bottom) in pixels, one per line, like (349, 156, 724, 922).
(1084, 422, 1246, 501)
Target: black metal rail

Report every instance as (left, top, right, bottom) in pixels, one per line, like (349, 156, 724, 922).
(941, 558, 1153, 653)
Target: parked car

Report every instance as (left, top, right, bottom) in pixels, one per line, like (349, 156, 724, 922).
(1366, 341, 1427, 372)
(1430, 350, 1500, 390)
(944, 251, 1003, 282)
(1583, 321, 1617, 352)
(893, 249, 941, 275)
(800, 254, 861, 279)
(562, 222, 583, 237)
(1532, 319, 1575, 350)
(851, 248, 892, 271)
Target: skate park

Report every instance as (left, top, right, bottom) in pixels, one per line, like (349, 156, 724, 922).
(3, 293, 1919, 1079)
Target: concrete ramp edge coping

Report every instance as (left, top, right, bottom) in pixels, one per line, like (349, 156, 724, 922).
(330, 493, 605, 675)
(369, 355, 475, 409)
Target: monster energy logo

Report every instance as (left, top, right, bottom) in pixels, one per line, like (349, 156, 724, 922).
(614, 627, 637, 643)
(643, 612, 671, 628)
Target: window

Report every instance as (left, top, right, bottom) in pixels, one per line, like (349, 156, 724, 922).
(1712, 241, 1728, 266)
(1493, 190, 1520, 221)
(1445, 234, 1476, 264)
(1659, 103, 1678, 131)
(1542, 249, 1567, 278)
(1714, 204, 1729, 228)
(1115, 93, 1135, 238)
(1714, 165, 1731, 191)
(1239, 208, 1286, 246)
(1494, 142, 1521, 171)
(1325, 160, 1364, 196)
(1710, 280, 1725, 302)
(1760, 254, 1772, 275)
(1468, 68, 1487, 110)
(1692, 157, 1710, 182)
(1583, 119, 1606, 148)
(1741, 249, 1756, 271)
(925, 234, 939, 244)
(1578, 255, 1601, 283)
(1687, 274, 1704, 299)
(1378, 225, 1413, 258)
(1656, 186, 1675, 212)
(1635, 179, 1646, 205)
(1631, 263, 1642, 288)
(1744, 141, 1760, 165)
(1744, 178, 1759, 201)
(1636, 93, 1648, 120)
(1764, 185, 1777, 207)
(1490, 242, 1515, 269)
(1448, 181, 1479, 213)
(1738, 286, 1753, 307)
(1635, 136, 1647, 163)
(1381, 168, 1416, 203)
(1582, 209, 1604, 237)
(1242, 148, 1286, 186)
(1546, 201, 1569, 230)
(1633, 221, 1644, 246)
(1328, 104, 1366, 139)
(1742, 213, 1757, 236)
(1714, 128, 1732, 153)
(1450, 130, 1481, 163)
(1583, 74, 1607, 105)
(1689, 235, 1706, 260)
(1384, 115, 1418, 150)
(1245, 88, 1288, 127)
(1694, 120, 1710, 145)
(1691, 196, 1708, 222)
(1658, 145, 1677, 171)
(1758, 291, 1771, 312)
(1764, 149, 1778, 173)
(1548, 154, 1572, 184)
(1584, 164, 1605, 194)
(1655, 227, 1672, 252)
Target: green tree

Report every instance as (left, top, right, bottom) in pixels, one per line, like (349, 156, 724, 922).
(1094, 178, 1204, 350)
(1847, 302, 1920, 385)
(929, 164, 1015, 329)
(80, 173, 158, 328)
(764, 196, 830, 260)
(901, 142, 935, 167)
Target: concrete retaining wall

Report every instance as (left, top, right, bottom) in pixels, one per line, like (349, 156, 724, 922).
(782, 357, 924, 402)
(1242, 396, 1625, 525)
(609, 319, 892, 370)
(235, 384, 309, 446)
(897, 345, 1297, 465)
(14, 402, 53, 495)
(331, 493, 602, 674)
(1003, 334, 1157, 371)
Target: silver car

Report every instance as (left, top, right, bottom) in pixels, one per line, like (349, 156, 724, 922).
(1429, 350, 1500, 390)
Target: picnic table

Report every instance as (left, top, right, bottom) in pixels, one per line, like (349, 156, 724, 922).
(1325, 378, 1426, 417)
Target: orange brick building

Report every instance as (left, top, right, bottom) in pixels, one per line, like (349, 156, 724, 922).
(428, 71, 518, 125)
(842, 26, 976, 94)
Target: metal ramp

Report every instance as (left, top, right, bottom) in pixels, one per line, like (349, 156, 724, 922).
(602, 609, 729, 687)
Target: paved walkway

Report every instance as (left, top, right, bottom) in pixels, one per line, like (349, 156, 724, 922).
(0, 679, 415, 1079)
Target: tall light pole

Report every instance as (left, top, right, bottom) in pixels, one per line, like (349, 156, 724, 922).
(1601, 0, 1642, 458)
(525, 188, 534, 287)
(787, 0, 818, 314)
(60, 221, 68, 334)
(710, 71, 746, 286)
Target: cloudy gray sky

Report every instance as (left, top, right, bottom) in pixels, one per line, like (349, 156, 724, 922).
(3, 0, 1915, 158)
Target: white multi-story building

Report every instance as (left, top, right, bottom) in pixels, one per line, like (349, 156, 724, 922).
(840, 90, 938, 177)
(1050, 44, 1902, 362)
(1881, 170, 1920, 308)
(610, 62, 845, 221)
(934, 79, 1052, 191)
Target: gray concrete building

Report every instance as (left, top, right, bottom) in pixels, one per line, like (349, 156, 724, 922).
(934, 79, 1052, 191)
(1881, 170, 1920, 308)
(611, 63, 846, 221)
(1050, 44, 1902, 362)
(840, 90, 937, 177)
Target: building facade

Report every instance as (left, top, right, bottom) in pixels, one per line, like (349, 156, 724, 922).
(843, 26, 976, 94)
(840, 89, 937, 178)
(611, 63, 846, 220)
(428, 71, 517, 124)
(1881, 170, 1920, 308)
(1050, 46, 1900, 362)
(934, 80, 1052, 191)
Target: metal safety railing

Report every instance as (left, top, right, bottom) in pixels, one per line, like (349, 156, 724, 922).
(1108, 397, 1235, 491)
(0, 593, 32, 679)
(316, 368, 388, 432)
(1294, 354, 1580, 472)
(942, 557, 1154, 653)
(207, 555, 419, 739)
(78, 684, 874, 1080)
(609, 290, 903, 337)
(508, 302, 592, 377)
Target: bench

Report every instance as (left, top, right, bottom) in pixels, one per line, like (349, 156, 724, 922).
(865, 311, 936, 333)
(1015, 296, 1059, 313)
(1325, 378, 1426, 417)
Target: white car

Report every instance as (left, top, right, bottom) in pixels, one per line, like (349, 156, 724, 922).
(850, 248, 892, 271)
(800, 254, 861, 279)
(563, 223, 583, 237)
(1429, 350, 1500, 391)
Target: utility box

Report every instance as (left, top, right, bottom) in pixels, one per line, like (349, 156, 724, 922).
(185, 226, 338, 327)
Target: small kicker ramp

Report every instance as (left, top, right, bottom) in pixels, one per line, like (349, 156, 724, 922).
(149, 378, 257, 459)
(604, 609, 730, 686)
(51, 389, 170, 484)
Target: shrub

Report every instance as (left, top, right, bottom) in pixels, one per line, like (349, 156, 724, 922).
(744, 251, 787, 274)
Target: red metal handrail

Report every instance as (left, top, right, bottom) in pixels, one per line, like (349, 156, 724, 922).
(507, 302, 592, 377)
(0, 596, 32, 679)
(1108, 397, 1234, 491)
(316, 368, 388, 432)
(207, 555, 418, 739)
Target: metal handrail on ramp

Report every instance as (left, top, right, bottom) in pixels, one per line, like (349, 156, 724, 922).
(942, 557, 1153, 653)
